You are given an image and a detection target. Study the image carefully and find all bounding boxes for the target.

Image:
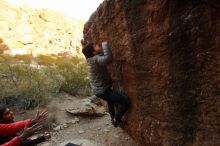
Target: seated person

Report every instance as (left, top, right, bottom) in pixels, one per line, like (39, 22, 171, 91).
(0, 121, 42, 146)
(0, 104, 49, 146)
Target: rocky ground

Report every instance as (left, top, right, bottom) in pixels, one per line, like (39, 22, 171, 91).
(15, 94, 138, 146)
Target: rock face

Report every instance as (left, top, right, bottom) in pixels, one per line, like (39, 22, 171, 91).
(0, 0, 83, 56)
(83, 0, 220, 146)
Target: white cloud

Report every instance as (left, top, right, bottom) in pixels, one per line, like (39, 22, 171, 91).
(6, 0, 104, 21)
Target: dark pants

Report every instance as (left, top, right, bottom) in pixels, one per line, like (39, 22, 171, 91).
(0, 135, 45, 146)
(97, 88, 130, 121)
(21, 136, 46, 146)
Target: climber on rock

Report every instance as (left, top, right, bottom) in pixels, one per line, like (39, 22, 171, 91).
(82, 41, 130, 127)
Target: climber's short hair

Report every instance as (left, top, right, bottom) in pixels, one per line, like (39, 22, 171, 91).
(82, 43, 95, 58)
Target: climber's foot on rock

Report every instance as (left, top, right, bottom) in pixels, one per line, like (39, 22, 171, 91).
(119, 120, 128, 128)
(110, 118, 118, 127)
(113, 119, 124, 128)
(111, 118, 115, 126)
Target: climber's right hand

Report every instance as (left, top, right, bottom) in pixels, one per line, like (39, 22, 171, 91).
(102, 41, 108, 47)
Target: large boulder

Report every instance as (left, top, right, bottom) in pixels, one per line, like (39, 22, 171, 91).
(83, 0, 220, 146)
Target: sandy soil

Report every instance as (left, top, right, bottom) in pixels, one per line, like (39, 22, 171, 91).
(15, 95, 138, 146)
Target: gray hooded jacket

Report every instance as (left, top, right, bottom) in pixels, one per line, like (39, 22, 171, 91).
(86, 42, 113, 95)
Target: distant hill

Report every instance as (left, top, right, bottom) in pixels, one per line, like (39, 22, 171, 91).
(0, 0, 84, 57)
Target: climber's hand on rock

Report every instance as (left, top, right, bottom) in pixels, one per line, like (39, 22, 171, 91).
(102, 41, 108, 45)
(100, 35, 108, 43)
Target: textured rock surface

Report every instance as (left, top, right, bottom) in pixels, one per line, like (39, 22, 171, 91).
(83, 0, 220, 145)
(0, 0, 83, 56)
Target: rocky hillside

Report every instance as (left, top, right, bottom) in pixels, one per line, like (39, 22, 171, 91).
(0, 0, 84, 56)
(83, 0, 220, 146)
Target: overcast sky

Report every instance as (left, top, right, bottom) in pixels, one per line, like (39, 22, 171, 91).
(6, 0, 104, 21)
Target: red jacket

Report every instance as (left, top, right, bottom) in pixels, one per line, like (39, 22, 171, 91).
(1, 137, 21, 146)
(0, 119, 32, 146)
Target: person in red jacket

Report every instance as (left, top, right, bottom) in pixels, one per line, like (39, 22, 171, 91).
(0, 104, 48, 146)
(1, 121, 42, 146)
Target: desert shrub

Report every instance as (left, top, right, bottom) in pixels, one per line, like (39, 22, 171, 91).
(36, 55, 57, 66)
(0, 42, 10, 54)
(0, 54, 90, 108)
(57, 57, 90, 96)
(14, 54, 32, 64)
(0, 63, 64, 109)
(35, 55, 90, 96)
(0, 54, 14, 62)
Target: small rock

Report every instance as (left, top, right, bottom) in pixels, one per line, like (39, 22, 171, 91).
(78, 130, 85, 134)
(52, 123, 57, 127)
(66, 117, 80, 125)
(103, 128, 110, 132)
(66, 98, 106, 117)
(62, 123, 68, 128)
(71, 117, 80, 124)
(60, 126, 64, 130)
(97, 128, 101, 130)
(53, 125, 61, 131)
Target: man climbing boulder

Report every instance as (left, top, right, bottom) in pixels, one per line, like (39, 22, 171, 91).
(82, 41, 131, 127)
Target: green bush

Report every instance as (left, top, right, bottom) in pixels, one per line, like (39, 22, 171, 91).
(35, 55, 90, 96)
(0, 54, 90, 108)
(0, 43, 10, 54)
(14, 54, 32, 64)
(36, 55, 57, 66)
(57, 57, 90, 96)
(0, 63, 64, 108)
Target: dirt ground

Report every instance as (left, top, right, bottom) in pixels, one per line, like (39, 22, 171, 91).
(15, 94, 138, 146)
